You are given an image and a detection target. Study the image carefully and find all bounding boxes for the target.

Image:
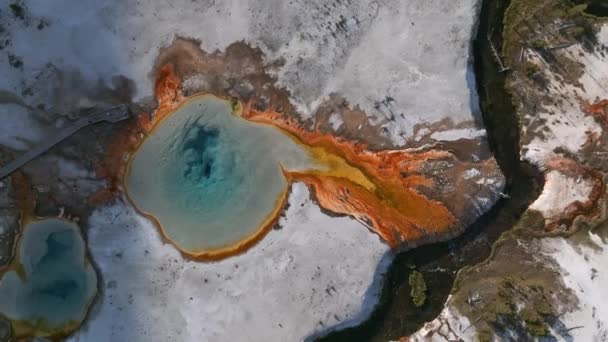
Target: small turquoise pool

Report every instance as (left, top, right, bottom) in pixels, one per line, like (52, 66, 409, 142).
(0, 218, 97, 334)
(126, 96, 312, 256)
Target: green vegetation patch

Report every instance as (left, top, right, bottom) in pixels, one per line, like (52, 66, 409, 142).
(449, 234, 574, 340)
(516, 209, 546, 232)
(524, 62, 541, 78)
(566, 4, 589, 17)
(520, 307, 549, 336)
(478, 279, 554, 336)
(408, 270, 427, 307)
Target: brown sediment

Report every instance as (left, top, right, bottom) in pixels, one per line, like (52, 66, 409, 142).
(100, 62, 462, 260)
(582, 98, 608, 126)
(11, 172, 35, 225)
(501, 0, 608, 236)
(0, 172, 36, 275)
(10, 314, 86, 342)
(152, 38, 396, 149)
(541, 157, 606, 231)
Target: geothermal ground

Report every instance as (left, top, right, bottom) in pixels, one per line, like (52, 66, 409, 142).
(0, 0, 607, 341)
(407, 0, 608, 341)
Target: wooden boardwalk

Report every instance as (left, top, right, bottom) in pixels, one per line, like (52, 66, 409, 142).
(0, 104, 130, 180)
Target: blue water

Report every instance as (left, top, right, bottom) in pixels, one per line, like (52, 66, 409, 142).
(126, 96, 312, 255)
(0, 218, 97, 330)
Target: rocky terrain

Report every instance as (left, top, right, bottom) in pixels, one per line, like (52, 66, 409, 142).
(408, 0, 608, 340)
(504, 2, 608, 232)
(0, 0, 507, 340)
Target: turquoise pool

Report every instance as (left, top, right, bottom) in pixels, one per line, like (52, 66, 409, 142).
(0, 218, 97, 333)
(126, 96, 312, 256)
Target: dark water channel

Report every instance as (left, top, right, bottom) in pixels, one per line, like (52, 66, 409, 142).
(318, 0, 544, 340)
(572, 0, 608, 17)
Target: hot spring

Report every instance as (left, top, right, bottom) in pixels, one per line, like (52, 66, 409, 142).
(126, 95, 313, 257)
(0, 218, 97, 336)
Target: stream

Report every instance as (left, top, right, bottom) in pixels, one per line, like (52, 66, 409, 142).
(318, 0, 544, 340)
(572, 0, 608, 17)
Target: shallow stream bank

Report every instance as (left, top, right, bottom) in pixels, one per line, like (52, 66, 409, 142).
(318, 0, 543, 339)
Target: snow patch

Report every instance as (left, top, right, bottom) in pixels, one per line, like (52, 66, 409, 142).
(69, 183, 390, 342)
(598, 25, 608, 46)
(40, 155, 106, 195)
(0, 104, 46, 150)
(324, 0, 482, 145)
(542, 232, 608, 341)
(430, 127, 485, 142)
(530, 171, 593, 220)
(328, 113, 343, 131)
(407, 301, 477, 342)
(3, 0, 486, 147)
(521, 35, 605, 166)
(463, 168, 481, 180)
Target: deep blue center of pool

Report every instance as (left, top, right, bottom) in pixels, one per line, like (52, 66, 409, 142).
(181, 123, 219, 182)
